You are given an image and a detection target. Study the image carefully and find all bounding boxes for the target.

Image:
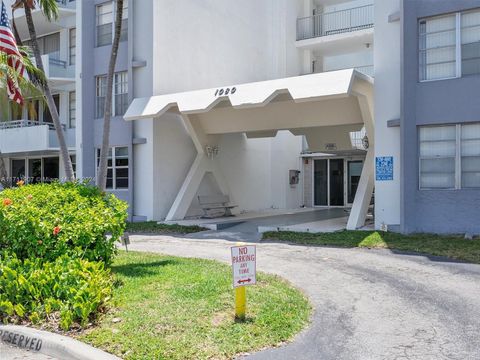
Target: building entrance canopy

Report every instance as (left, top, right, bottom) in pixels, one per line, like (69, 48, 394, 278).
(125, 70, 374, 230)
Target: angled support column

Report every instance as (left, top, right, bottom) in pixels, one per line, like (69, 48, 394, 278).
(347, 83, 375, 230)
(165, 114, 229, 221)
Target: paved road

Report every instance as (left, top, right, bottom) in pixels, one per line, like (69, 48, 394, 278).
(0, 344, 57, 360)
(129, 234, 480, 360)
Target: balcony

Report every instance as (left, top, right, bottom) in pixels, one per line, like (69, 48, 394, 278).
(297, 5, 374, 41)
(42, 54, 74, 79)
(0, 120, 74, 155)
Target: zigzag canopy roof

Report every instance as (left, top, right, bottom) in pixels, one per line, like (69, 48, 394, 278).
(124, 69, 372, 121)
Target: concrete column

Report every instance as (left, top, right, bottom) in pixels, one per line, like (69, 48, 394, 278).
(347, 83, 375, 230)
(165, 114, 230, 221)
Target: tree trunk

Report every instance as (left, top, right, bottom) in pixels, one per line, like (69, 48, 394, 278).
(0, 153, 11, 189)
(96, 0, 124, 191)
(22, 1, 75, 182)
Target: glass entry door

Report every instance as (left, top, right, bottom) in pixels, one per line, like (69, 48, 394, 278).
(348, 161, 364, 204)
(329, 159, 344, 206)
(314, 159, 328, 206)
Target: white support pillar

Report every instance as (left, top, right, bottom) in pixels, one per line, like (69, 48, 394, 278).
(165, 114, 230, 221)
(347, 85, 375, 230)
(347, 147, 375, 230)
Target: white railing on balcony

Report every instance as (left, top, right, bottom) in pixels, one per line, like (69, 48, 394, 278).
(0, 120, 65, 131)
(297, 4, 374, 41)
(40, 54, 74, 79)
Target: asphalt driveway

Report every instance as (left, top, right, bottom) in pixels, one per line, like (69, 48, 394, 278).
(128, 234, 480, 360)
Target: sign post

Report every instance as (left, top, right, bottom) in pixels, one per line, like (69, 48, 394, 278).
(231, 244, 256, 321)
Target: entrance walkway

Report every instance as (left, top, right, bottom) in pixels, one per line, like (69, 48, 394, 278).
(178, 208, 349, 242)
(128, 235, 480, 360)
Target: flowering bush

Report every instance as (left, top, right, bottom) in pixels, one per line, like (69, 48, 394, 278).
(0, 252, 112, 330)
(0, 182, 128, 265)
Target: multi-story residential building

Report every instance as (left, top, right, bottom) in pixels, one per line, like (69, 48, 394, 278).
(1, 0, 76, 184)
(2, 0, 479, 234)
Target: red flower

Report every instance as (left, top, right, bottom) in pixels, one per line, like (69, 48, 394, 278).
(16, 180, 25, 187)
(26, 194, 33, 201)
(53, 226, 61, 236)
(2, 198, 12, 206)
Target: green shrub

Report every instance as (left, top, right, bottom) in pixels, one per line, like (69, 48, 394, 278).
(0, 252, 113, 330)
(0, 182, 128, 265)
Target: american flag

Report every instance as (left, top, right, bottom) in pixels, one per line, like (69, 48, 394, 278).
(0, 0, 24, 105)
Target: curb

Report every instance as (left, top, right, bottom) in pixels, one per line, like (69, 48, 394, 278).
(0, 325, 121, 360)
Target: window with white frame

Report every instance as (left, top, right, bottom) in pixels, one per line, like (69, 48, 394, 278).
(96, 2, 113, 47)
(69, 28, 76, 65)
(120, 1, 128, 42)
(419, 124, 480, 189)
(95, 71, 128, 118)
(96, 146, 129, 190)
(461, 9, 480, 76)
(461, 123, 480, 188)
(419, 8, 480, 81)
(95, 75, 107, 118)
(114, 71, 128, 116)
(96, 1, 128, 47)
(69, 91, 76, 128)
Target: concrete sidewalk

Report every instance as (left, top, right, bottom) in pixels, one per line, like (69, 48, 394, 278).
(128, 234, 480, 360)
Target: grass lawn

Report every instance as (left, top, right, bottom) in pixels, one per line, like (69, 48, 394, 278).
(125, 221, 206, 235)
(263, 230, 480, 264)
(79, 251, 311, 360)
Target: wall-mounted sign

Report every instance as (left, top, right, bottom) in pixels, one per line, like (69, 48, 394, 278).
(376, 156, 394, 181)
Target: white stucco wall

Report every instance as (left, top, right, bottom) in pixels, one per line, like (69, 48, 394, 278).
(128, 0, 306, 220)
(374, 0, 401, 229)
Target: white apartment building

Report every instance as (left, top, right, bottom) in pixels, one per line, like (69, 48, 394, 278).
(2, 0, 480, 234)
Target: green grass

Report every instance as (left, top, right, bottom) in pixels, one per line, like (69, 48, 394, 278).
(125, 221, 206, 235)
(79, 251, 311, 360)
(263, 230, 480, 264)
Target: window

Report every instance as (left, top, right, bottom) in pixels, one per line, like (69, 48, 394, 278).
(27, 99, 40, 122)
(96, 146, 129, 190)
(114, 71, 128, 115)
(96, 75, 107, 118)
(95, 71, 128, 118)
(419, 126, 456, 189)
(120, 1, 128, 42)
(420, 9, 480, 81)
(96, 2, 113, 46)
(419, 124, 480, 189)
(25, 32, 60, 59)
(43, 94, 60, 124)
(96, 1, 128, 47)
(461, 123, 480, 188)
(461, 10, 480, 76)
(69, 28, 76, 65)
(69, 91, 76, 128)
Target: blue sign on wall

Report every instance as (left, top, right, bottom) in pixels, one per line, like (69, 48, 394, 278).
(376, 156, 393, 181)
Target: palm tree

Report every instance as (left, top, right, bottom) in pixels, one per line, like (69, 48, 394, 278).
(18, 0, 75, 182)
(96, 0, 124, 191)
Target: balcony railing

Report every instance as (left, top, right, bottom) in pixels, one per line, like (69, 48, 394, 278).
(297, 4, 374, 41)
(0, 120, 65, 131)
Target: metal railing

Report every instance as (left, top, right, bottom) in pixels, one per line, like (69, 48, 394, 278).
(0, 120, 65, 131)
(297, 4, 374, 41)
